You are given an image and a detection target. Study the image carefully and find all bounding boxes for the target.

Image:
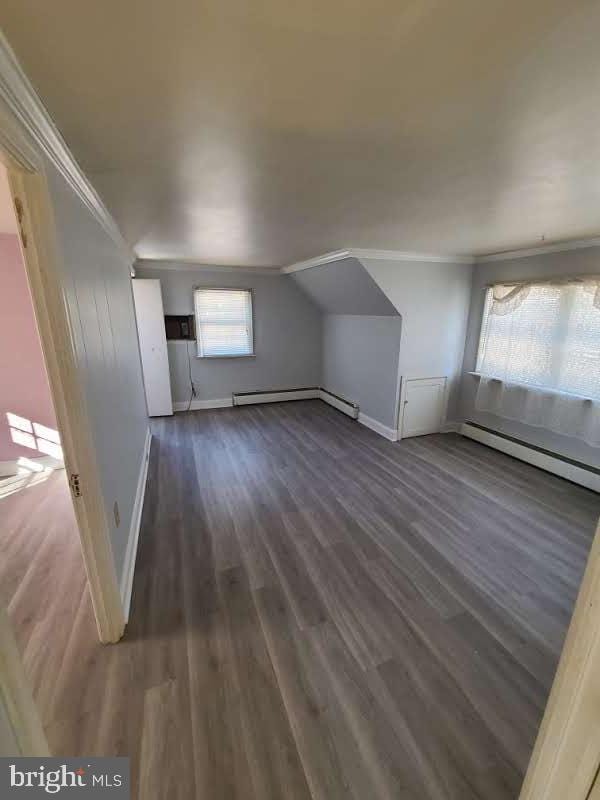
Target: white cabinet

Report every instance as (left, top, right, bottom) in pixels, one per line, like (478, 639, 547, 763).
(400, 377, 446, 438)
(132, 279, 173, 417)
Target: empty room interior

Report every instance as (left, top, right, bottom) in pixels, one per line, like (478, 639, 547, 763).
(1, 2, 600, 799)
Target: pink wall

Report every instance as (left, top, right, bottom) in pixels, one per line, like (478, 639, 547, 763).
(0, 233, 58, 461)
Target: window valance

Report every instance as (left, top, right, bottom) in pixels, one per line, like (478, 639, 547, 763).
(489, 276, 600, 315)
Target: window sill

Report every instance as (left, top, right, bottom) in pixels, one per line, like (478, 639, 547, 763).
(197, 354, 256, 359)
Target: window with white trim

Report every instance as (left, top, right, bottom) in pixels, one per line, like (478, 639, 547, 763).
(476, 280, 600, 400)
(194, 288, 254, 357)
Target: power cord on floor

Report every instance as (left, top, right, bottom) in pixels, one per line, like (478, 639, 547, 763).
(186, 339, 197, 412)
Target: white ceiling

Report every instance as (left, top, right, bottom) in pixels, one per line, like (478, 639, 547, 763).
(0, 166, 17, 234)
(1, 1, 600, 267)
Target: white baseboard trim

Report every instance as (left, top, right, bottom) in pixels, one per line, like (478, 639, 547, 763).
(173, 398, 233, 412)
(120, 427, 152, 621)
(319, 389, 359, 419)
(233, 388, 319, 406)
(440, 421, 461, 433)
(460, 423, 600, 492)
(172, 390, 396, 444)
(174, 390, 323, 411)
(358, 412, 399, 442)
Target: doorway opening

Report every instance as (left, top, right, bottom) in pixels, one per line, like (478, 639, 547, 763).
(0, 158, 92, 735)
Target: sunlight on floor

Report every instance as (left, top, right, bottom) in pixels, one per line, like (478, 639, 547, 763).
(1, 411, 64, 501)
(0, 458, 54, 500)
(6, 411, 63, 461)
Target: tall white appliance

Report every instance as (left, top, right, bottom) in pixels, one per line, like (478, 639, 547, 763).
(132, 278, 173, 417)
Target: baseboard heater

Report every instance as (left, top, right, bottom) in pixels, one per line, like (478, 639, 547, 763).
(232, 387, 320, 406)
(231, 386, 359, 419)
(318, 388, 359, 419)
(461, 422, 600, 493)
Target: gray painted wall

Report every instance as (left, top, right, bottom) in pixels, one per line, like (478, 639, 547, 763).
(136, 265, 322, 403)
(360, 258, 473, 422)
(460, 247, 600, 467)
(287, 259, 403, 429)
(323, 315, 402, 429)
(47, 164, 149, 583)
(290, 258, 398, 315)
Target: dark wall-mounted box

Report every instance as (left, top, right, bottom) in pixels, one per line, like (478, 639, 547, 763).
(164, 314, 195, 340)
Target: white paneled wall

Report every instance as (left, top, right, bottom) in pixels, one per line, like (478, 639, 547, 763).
(47, 163, 148, 583)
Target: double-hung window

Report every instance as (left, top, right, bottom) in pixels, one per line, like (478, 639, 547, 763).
(476, 279, 600, 400)
(194, 288, 254, 358)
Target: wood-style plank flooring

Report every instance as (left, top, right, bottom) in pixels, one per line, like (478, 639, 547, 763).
(3, 400, 600, 799)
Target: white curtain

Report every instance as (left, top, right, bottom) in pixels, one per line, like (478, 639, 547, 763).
(475, 276, 600, 446)
(475, 376, 600, 446)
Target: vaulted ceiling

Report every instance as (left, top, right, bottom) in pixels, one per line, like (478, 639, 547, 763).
(1, 1, 600, 266)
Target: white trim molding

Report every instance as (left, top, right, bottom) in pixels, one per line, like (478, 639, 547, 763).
(175, 391, 398, 443)
(283, 248, 474, 273)
(5, 166, 125, 643)
(319, 389, 359, 419)
(1, 605, 51, 756)
(120, 427, 152, 621)
(135, 259, 280, 276)
(173, 398, 233, 412)
(0, 30, 133, 267)
(132, 236, 600, 275)
(477, 236, 600, 263)
(175, 390, 322, 411)
(350, 248, 475, 264)
(460, 423, 599, 492)
(233, 389, 319, 406)
(282, 250, 352, 274)
(519, 515, 600, 800)
(358, 412, 399, 442)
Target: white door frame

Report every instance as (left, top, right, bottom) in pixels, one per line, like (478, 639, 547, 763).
(0, 111, 125, 645)
(0, 606, 50, 756)
(518, 516, 600, 799)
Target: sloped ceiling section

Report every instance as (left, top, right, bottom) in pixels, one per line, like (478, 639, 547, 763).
(358, 255, 473, 422)
(289, 257, 399, 316)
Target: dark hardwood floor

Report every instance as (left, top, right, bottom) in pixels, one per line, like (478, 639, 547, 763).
(4, 400, 600, 799)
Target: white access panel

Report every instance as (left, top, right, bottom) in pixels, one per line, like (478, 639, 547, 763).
(400, 377, 446, 438)
(132, 279, 173, 417)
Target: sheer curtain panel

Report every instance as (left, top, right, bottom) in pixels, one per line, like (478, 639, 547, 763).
(475, 278, 600, 445)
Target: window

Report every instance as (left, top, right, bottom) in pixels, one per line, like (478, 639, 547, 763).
(476, 280, 600, 400)
(194, 288, 254, 357)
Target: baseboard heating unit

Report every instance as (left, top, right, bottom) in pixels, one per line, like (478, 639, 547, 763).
(318, 388, 359, 419)
(231, 386, 360, 419)
(232, 387, 320, 406)
(461, 422, 600, 493)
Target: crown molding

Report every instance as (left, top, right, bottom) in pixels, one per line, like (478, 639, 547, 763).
(477, 236, 600, 263)
(350, 248, 475, 264)
(0, 31, 134, 266)
(282, 247, 474, 273)
(135, 258, 281, 276)
(281, 249, 352, 274)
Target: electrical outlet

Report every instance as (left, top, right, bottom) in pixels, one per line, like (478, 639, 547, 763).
(113, 501, 120, 527)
